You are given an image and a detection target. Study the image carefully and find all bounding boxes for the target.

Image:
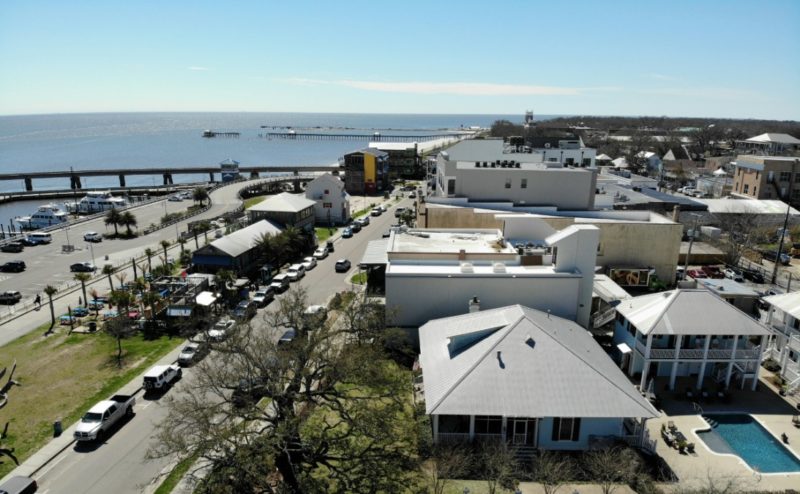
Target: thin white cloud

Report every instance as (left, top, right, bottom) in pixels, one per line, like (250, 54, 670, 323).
(645, 73, 677, 81)
(637, 87, 761, 100)
(283, 78, 600, 96)
(187, 66, 211, 71)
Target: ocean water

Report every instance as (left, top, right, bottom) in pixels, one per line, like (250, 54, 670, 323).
(0, 112, 543, 219)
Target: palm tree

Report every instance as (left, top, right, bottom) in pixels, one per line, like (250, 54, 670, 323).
(144, 248, 154, 273)
(102, 264, 116, 291)
(140, 291, 162, 329)
(105, 208, 122, 236)
(73, 272, 91, 307)
(178, 236, 186, 255)
(256, 232, 274, 264)
(44, 285, 58, 330)
(120, 211, 137, 236)
(160, 240, 170, 267)
(214, 269, 235, 306)
(192, 187, 209, 207)
(89, 288, 101, 318)
(115, 272, 128, 290)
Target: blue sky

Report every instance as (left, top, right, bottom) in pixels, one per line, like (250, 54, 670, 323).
(1, 0, 798, 119)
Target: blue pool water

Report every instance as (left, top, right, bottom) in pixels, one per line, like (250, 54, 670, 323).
(697, 414, 800, 473)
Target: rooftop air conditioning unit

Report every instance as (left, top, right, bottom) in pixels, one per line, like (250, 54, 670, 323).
(544, 143, 551, 149)
(483, 162, 488, 167)
(492, 262, 506, 273)
(516, 162, 521, 168)
(460, 262, 474, 273)
(491, 163, 496, 168)
(475, 162, 481, 167)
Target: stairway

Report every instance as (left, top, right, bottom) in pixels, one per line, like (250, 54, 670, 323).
(702, 415, 719, 429)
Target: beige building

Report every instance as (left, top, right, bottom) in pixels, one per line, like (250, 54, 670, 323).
(731, 155, 800, 204)
(420, 199, 682, 283)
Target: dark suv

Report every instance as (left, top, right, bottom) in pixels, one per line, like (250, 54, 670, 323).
(0, 242, 23, 253)
(0, 260, 26, 272)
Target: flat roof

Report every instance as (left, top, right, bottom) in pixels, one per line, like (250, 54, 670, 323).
(386, 263, 574, 277)
(389, 229, 513, 255)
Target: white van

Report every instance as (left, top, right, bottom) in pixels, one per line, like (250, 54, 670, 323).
(287, 264, 306, 281)
(28, 232, 52, 244)
(269, 273, 291, 292)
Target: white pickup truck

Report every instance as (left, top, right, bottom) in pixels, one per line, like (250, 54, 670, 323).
(74, 394, 135, 442)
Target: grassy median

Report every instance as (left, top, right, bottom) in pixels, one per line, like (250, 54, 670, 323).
(0, 321, 181, 478)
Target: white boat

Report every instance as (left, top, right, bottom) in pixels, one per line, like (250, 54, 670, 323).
(16, 203, 70, 230)
(64, 191, 126, 214)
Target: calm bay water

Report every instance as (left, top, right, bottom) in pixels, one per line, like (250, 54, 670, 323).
(0, 112, 544, 219)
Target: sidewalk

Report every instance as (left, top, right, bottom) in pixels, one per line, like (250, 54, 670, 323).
(0, 341, 187, 485)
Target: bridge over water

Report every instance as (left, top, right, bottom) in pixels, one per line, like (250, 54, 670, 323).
(0, 165, 339, 192)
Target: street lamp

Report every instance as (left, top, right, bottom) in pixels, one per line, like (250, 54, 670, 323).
(87, 242, 95, 266)
(64, 226, 71, 249)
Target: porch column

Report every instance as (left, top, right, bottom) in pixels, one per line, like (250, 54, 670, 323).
(640, 334, 653, 390)
(669, 335, 683, 390)
(753, 335, 767, 391)
(469, 415, 475, 441)
(502, 416, 507, 443)
(432, 415, 439, 444)
(696, 336, 712, 389)
(725, 361, 734, 389)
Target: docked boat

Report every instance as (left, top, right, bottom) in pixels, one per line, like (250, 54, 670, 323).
(16, 203, 70, 230)
(64, 191, 126, 214)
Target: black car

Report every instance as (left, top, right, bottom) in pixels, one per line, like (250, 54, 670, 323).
(742, 269, 766, 284)
(19, 237, 41, 246)
(0, 260, 26, 272)
(70, 262, 96, 272)
(1, 242, 23, 253)
(350, 222, 362, 233)
(334, 259, 351, 272)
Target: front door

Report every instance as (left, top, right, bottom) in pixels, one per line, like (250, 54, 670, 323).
(511, 418, 537, 446)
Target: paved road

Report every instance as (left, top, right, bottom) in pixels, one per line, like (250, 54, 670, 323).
(31, 196, 412, 494)
(0, 177, 305, 346)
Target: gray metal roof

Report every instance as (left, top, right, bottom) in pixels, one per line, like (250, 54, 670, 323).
(360, 239, 389, 266)
(249, 192, 316, 213)
(615, 289, 770, 337)
(207, 220, 282, 258)
(418, 305, 658, 419)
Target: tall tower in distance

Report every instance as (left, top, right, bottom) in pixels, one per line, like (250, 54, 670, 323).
(524, 110, 534, 128)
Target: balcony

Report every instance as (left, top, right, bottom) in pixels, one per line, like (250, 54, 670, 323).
(636, 339, 761, 360)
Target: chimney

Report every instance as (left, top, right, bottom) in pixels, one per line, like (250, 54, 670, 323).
(672, 204, 680, 222)
(458, 249, 466, 261)
(469, 296, 480, 313)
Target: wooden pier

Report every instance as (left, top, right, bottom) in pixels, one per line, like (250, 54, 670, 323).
(264, 132, 457, 142)
(202, 130, 240, 138)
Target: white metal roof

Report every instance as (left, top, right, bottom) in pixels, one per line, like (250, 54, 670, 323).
(195, 291, 218, 306)
(248, 192, 315, 213)
(207, 220, 282, 258)
(697, 198, 800, 215)
(764, 291, 800, 317)
(615, 289, 770, 336)
(745, 133, 800, 145)
(593, 274, 632, 303)
(418, 305, 658, 418)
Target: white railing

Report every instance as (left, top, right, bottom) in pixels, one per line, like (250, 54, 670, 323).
(436, 432, 470, 443)
(643, 346, 760, 360)
(789, 335, 800, 353)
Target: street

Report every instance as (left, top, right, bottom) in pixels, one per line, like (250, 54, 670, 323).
(30, 195, 412, 494)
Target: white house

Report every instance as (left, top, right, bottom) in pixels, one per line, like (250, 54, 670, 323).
(613, 289, 770, 392)
(635, 151, 662, 172)
(304, 173, 350, 225)
(419, 305, 658, 450)
(736, 133, 800, 156)
(378, 223, 599, 328)
(762, 291, 800, 392)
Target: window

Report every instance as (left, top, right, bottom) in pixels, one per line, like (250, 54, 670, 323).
(323, 189, 329, 195)
(743, 184, 749, 194)
(753, 186, 757, 196)
(475, 415, 503, 434)
(438, 415, 470, 434)
(582, 158, 592, 167)
(505, 178, 511, 189)
(795, 175, 800, 183)
(447, 179, 456, 195)
(521, 179, 527, 189)
(780, 172, 792, 182)
(792, 189, 800, 200)
(552, 417, 581, 441)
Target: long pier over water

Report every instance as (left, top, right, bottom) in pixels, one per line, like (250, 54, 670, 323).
(0, 165, 338, 192)
(265, 132, 460, 142)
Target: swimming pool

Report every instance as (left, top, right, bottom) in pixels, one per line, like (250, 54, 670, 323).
(697, 414, 800, 473)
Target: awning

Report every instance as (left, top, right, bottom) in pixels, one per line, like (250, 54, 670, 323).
(360, 239, 389, 266)
(195, 291, 217, 307)
(617, 342, 632, 354)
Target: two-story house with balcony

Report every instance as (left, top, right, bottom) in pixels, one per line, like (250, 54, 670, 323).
(762, 291, 800, 392)
(613, 289, 769, 393)
(304, 173, 350, 225)
(419, 304, 658, 451)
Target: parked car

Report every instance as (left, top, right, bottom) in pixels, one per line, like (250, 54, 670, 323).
(0, 291, 22, 305)
(686, 269, 708, 279)
(379, 204, 387, 213)
(761, 250, 791, 266)
(252, 288, 275, 307)
(231, 377, 268, 408)
(269, 273, 291, 293)
(701, 265, 725, 279)
(208, 319, 236, 342)
(70, 262, 96, 272)
(350, 222, 362, 233)
(357, 216, 370, 226)
(143, 364, 182, 393)
(341, 227, 353, 238)
(168, 195, 183, 202)
(278, 327, 297, 346)
(370, 208, 382, 217)
(742, 269, 766, 284)
(0, 260, 26, 272)
(84, 231, 103, 242)
(0, 476, 37, 494)
(303, 305, 328, 329)
(178, 341, 209, 366)
(72, 307, 89, 317)
(302, 256, 317, 271)
(19, 236, 41, 246)
(394, 207, 407, 218)
(233, 300, 257, 320)
(313, 246, 329, 259)
(88, 299, 105, 310)
(724, 268, 744, 282)
(408, 191, 416, 198)
(382, 230, 391, 238)
(287, 264, 306, 281)
(1, 242, 23, 253)
(335, 259, 351, 273)
(74, 394, 135, 442)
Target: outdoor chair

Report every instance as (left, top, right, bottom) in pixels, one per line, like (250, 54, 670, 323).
(661, 429, 675, 447)
(668, 420, 677, 431)
(687, 442, 695, 454)
(792, 415, 800, 428)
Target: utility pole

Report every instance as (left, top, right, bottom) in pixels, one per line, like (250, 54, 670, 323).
(771, 201, 792, 286)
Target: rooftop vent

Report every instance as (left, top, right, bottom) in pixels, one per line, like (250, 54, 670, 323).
(460, 262, 474, 273)
(469, 296, 480, 312)
(492, 262, 506, 273)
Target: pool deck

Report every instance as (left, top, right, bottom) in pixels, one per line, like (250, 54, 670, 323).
(648, 376, 800, 492)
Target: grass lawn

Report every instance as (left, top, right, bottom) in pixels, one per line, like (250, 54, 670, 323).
(315, 227, 337, 242)
(154, 453, 198, 494)
(350, 272, 367, 285)
(0, 321, 181, 478)
(352, 206, 374, 218)
(243, 195, 267, 209)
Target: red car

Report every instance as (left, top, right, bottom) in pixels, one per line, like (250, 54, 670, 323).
(687, 269, 708, 279)
(701, 265, 725, 279)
